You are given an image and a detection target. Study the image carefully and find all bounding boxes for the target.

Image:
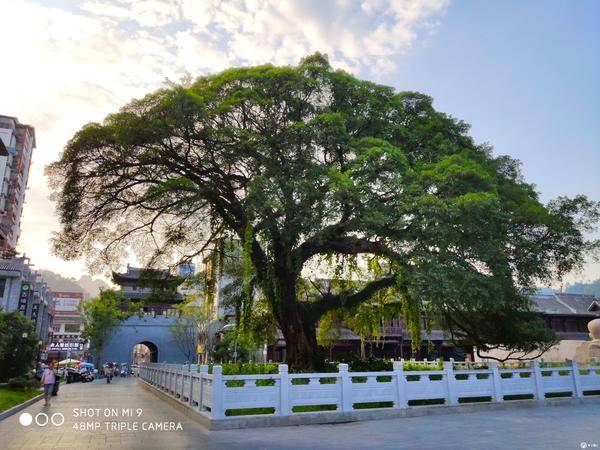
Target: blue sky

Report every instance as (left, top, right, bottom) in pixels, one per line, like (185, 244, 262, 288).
(393, 0, 599, 203)
(2, 0, 598, 285)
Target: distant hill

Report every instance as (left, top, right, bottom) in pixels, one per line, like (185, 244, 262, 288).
(39, 269, 111, 299)
(565, 279, 600, 297)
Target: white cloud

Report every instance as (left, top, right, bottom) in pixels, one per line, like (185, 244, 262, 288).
(1, 0, 450, 277)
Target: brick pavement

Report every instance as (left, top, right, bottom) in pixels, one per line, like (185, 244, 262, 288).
(1, 376, 598, 449)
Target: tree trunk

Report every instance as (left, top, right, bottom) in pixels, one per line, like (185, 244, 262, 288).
(273, 282, 324, 371)
(279, 308, 324, 371)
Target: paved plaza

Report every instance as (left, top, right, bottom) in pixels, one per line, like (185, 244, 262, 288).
(0, 377, 598, 450)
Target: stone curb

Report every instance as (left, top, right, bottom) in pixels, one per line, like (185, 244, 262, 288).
(139, 379, 600, 431)
(0, 393, 44, 422)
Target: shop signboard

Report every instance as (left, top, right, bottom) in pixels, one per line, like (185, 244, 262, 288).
(52, 291, 84, 314)
(17, 282, 32, 315)
(31, 302, 40, 326)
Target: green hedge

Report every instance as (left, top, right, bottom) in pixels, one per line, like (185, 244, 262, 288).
(210, 358, 445, 377)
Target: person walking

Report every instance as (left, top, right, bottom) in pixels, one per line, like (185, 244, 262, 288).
(34, 361, 45, 382)
(41, 361, 57, 406)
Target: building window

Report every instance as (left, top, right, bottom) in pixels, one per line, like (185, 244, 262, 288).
(64, 324, 80, 333)
(0, 278, 6, 298)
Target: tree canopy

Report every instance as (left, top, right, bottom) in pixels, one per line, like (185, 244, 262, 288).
(48, 53, 599, 369)
(81, 290, 128, 365)
(0, 310, 38, 381)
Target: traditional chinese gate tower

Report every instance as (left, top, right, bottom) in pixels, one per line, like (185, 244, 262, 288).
(100, 266, 196, 365)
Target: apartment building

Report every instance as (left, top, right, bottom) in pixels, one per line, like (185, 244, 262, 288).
(0, 255, 55, 346)
(0, 115, 35, 253)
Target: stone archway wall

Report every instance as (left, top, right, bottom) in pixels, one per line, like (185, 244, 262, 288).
(101, 315, 196, 365)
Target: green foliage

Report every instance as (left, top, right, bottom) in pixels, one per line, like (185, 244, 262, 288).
(211, 332, 252, 363)
(216, 240, 278, 350)
(7, 377, 36, 389)
(0, 386, 42, 413)
(0, 311, 38, 382)
(169, 292, 216, 362)
(338, 354, 393, 372)
(48, 53, 600, 369)
(218, 362, 279, 375)
(81, 290, 127, 364)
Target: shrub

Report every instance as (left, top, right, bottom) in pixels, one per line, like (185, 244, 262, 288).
(337, 355, 392, 372)
(0, 312, 38, 382)
(7, 377, 28, 389)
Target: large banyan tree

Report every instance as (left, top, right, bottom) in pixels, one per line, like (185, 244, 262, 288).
(48, 54, 598, 369)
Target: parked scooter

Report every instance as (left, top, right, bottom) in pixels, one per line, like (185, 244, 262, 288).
(66, 367, 95, 383)
(80, 370, 94, 383)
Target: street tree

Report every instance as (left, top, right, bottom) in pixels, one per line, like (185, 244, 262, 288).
(48, 54, 599, 369)
(81, 290, 127, 365)
(0, 311, 38, 381)
(169, 291, 217, 364)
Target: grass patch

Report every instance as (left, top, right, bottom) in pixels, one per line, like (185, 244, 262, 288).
(226, 378, 276, 387)
(504, 394, 534, 401)
(290, 378, 336, 385)
(583, 390, 600, 396)
(406, 374, 443, 381)
(576, 369, 600, 375)
(0, 386, 42, 413)
(292, 404, 337, 413)
(458, 396, 491, 404)
(408, 398, 445, 406)
(353, 401, 394, 409)
(545, 392, 572, 398)
(225, 407, 275, 416)
(541, 370, 570, 377)
(352, 377, 367, 383)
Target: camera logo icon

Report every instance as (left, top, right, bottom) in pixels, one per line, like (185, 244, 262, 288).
(19, 412, 64, 427)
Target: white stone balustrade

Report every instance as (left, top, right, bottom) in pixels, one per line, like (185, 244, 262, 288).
(138, 359, 600, 423)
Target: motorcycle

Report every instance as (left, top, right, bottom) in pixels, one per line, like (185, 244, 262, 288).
(80, 370, 94, 383)
(66, 367, 95, 383)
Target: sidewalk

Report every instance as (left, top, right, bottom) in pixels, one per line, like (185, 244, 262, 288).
(1, 376, 598, 449)
(0, 377, 204, 449)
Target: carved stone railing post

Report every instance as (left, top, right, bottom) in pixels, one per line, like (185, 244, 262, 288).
(212, 365, 224, 419)
(444, 361, 458, 406)
(532, 361, 545, 400)
(393, 361, 408, 409)
(339, 363, 352, 412)
(490, 361, 504, 402)
(570, 360, 584, 398)
(278, 364, 290, 416)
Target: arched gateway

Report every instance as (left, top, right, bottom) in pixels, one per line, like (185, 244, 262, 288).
(101, 315, 195, 364)
(132, 341, 158, 364)
(97, 266, 197, 365)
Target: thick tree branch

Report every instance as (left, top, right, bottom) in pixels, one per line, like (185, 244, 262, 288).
(310, 276, 397, 318)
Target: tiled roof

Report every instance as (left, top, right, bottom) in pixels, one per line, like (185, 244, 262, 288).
(0, 262, 22, 273)
(530, 293, 600, 316)
(555, 293, 599, 315)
